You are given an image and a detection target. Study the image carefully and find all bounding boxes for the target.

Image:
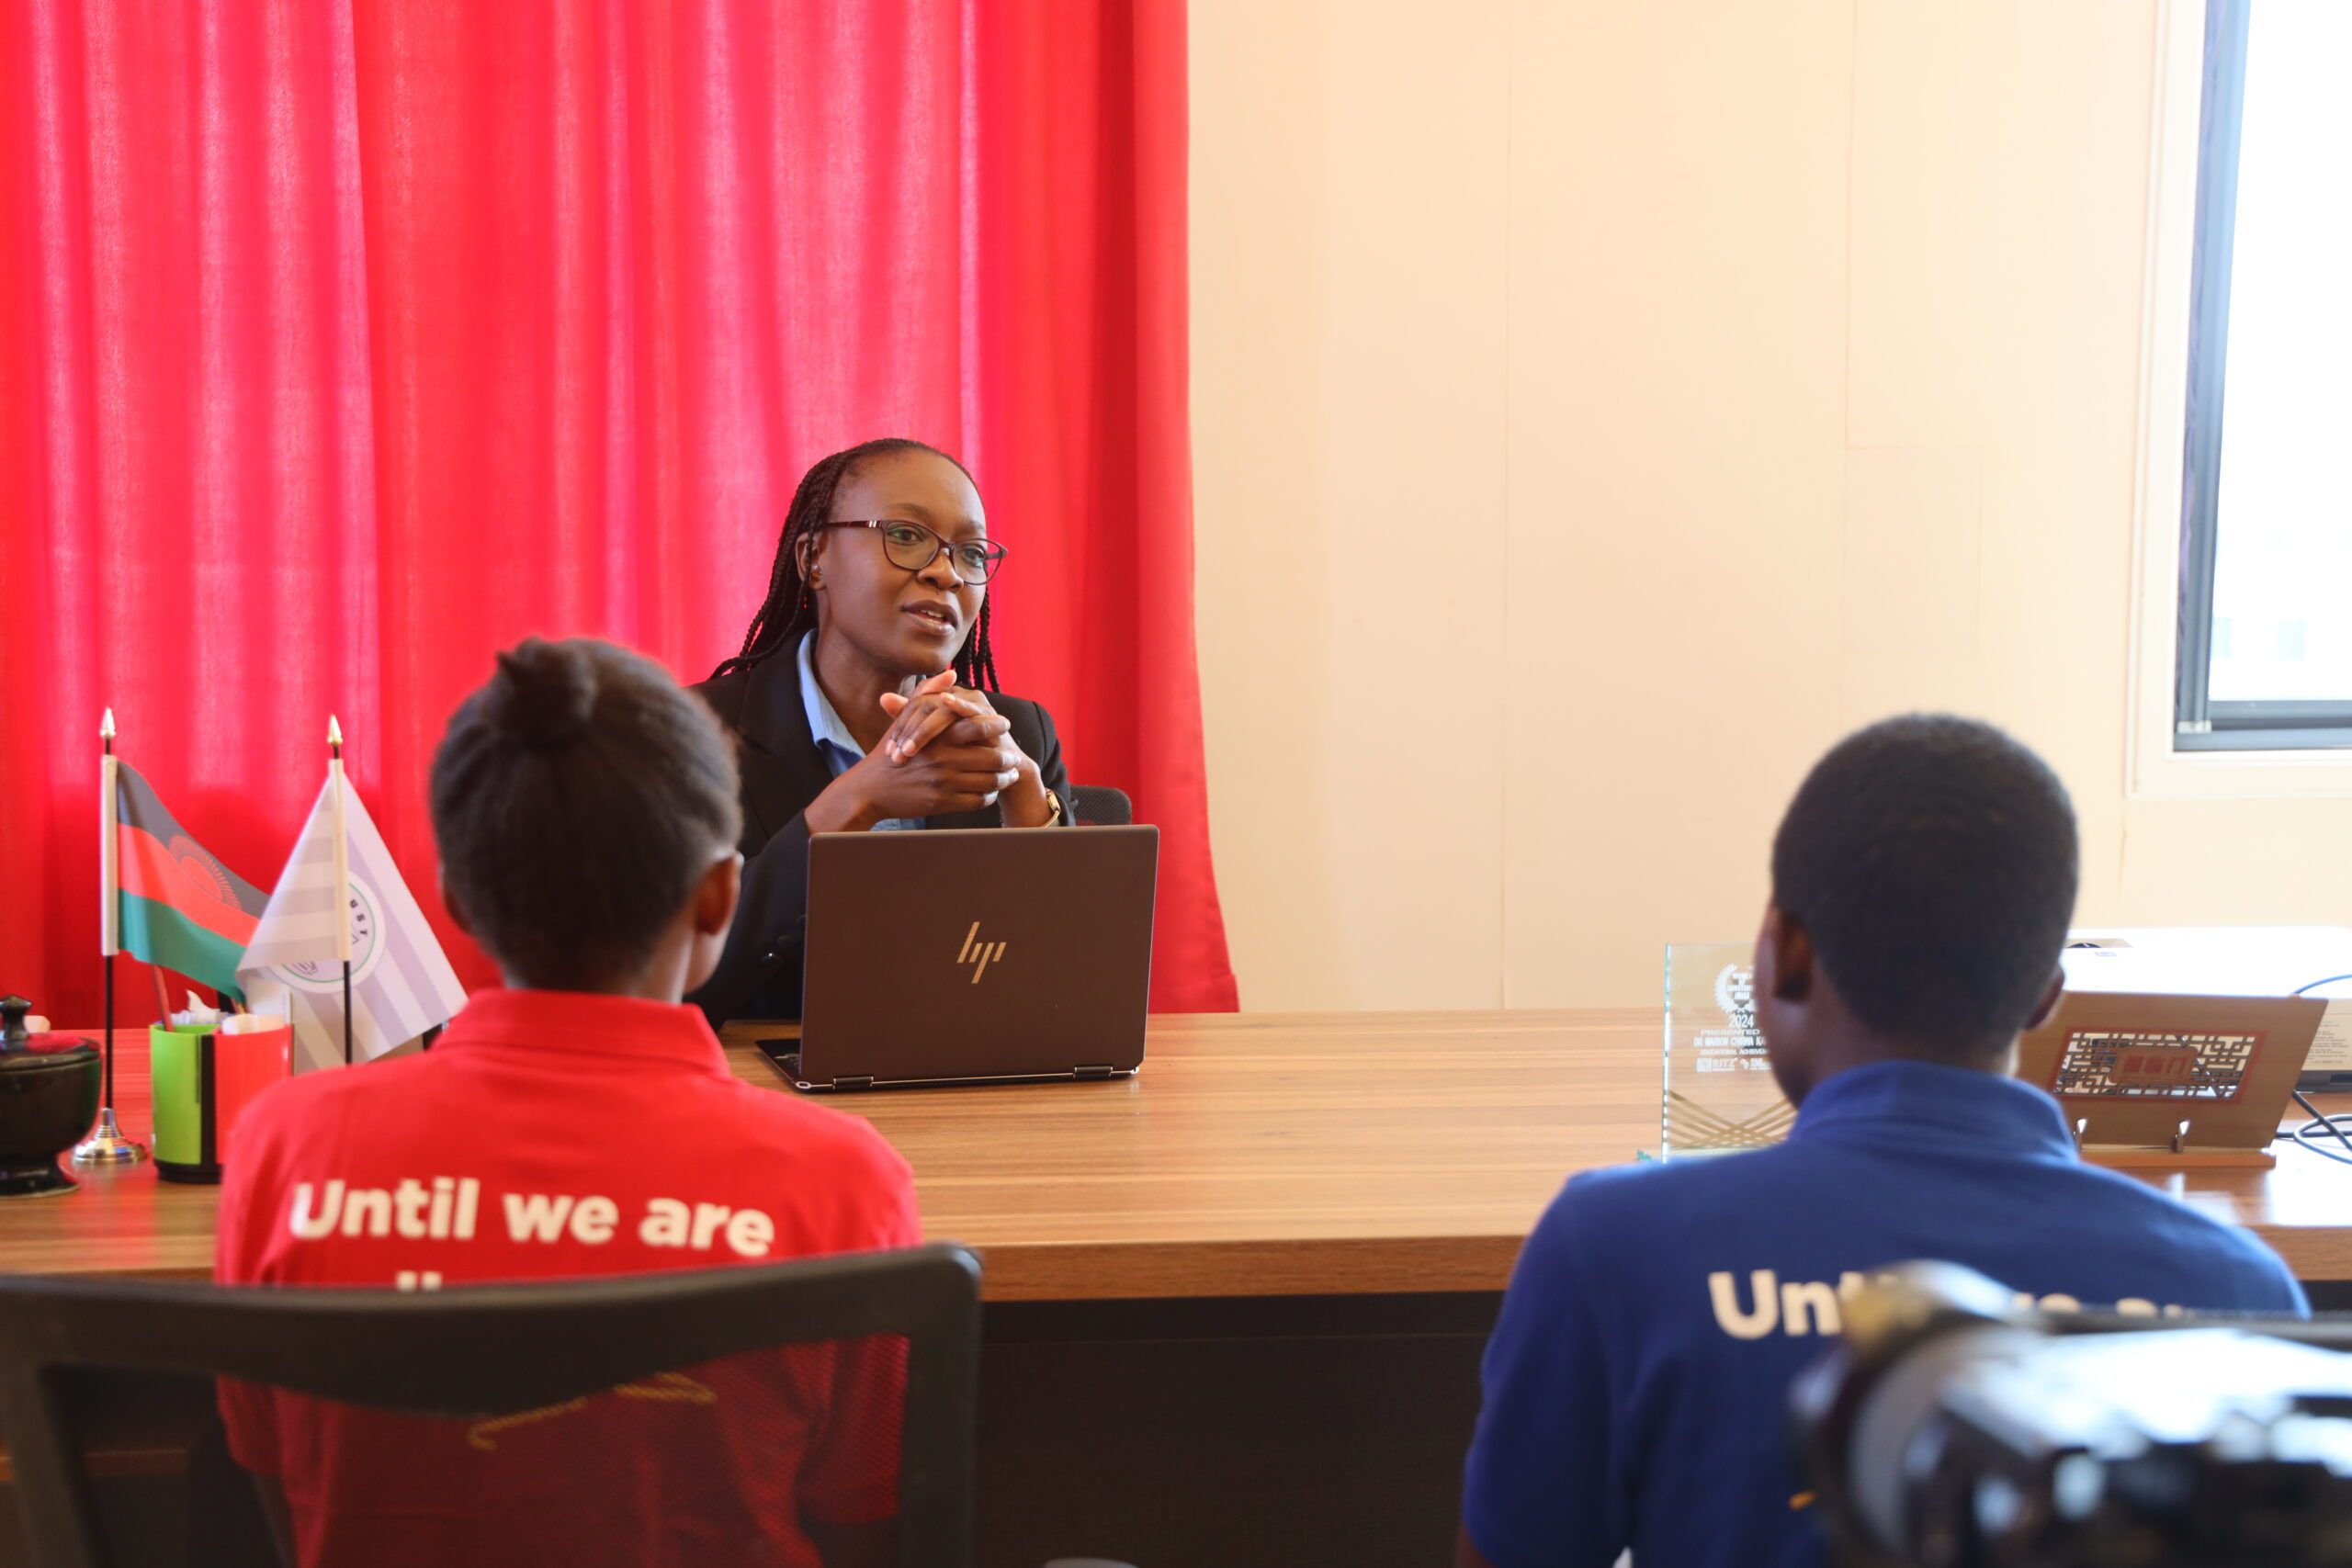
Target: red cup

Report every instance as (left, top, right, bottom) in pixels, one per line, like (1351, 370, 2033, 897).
(218, 1021, 292, 1163)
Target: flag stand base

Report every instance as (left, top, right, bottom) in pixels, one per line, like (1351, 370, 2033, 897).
(73, 1108, 147, 1167)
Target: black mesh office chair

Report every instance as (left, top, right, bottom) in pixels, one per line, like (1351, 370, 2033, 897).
(0, 1245, 981, 1568)
(1068, 785, 1133, 827)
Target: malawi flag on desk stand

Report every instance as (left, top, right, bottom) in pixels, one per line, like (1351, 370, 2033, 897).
(110, 761, 269, 998)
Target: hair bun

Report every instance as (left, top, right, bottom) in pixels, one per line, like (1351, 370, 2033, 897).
(489, 638, 599, 749)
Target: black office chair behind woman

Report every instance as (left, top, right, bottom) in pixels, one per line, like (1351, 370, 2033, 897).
(1069, 785, 1132, 827)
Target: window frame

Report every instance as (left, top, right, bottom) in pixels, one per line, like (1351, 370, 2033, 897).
(2173, 0, 2352, 752)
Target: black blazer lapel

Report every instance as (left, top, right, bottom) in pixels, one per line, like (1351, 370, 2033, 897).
(716, 655, 835, 850)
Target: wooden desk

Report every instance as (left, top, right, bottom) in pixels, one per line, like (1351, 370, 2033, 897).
(9, 1010, 2352, 1289)
(10, 1011, 2352, 1568)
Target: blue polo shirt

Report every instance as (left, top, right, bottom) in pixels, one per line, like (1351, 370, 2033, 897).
(1461, 1059, 2309, 1568)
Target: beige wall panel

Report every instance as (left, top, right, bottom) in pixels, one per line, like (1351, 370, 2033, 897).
(1839, 446, 1984, 725)
(1191, 0, 2352, 1013)
(1842, 1, 2161, 930)
(2121, 797, 2352, 926)
(1500, 0, 1855, 1004)
(1846, 2, 1999, 449)
(1191, 0, 1511, 1010)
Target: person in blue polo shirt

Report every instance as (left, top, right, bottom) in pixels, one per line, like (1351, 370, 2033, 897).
(1457, 714, 2306, 1568)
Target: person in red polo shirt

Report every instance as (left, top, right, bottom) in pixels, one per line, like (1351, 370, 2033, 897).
(216, 637, 920, 1568)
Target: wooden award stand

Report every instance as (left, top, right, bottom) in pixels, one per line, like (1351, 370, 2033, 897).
(2021, 991, 2328, 1174)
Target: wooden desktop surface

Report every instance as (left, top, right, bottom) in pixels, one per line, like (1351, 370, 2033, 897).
(8, 1011, 2350, 1298)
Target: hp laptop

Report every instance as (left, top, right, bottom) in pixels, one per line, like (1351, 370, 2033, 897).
(758, 825, 1159, 1091)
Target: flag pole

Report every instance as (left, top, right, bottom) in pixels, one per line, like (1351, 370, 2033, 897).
(331, 716, 353, 1067)
(100, 711, 113, 1106)
(76, 709, 146, 1167)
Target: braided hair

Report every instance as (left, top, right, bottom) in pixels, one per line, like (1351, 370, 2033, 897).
(711, 437, 1001, 692)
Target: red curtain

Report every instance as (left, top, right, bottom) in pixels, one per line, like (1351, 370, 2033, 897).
(0, 0, 1237, 1025)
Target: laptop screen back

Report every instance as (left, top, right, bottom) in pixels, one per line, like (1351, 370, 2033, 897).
(799, 826, 1159, 1085)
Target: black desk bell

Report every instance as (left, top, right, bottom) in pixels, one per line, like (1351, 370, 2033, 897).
(0, 996, 103, 1197)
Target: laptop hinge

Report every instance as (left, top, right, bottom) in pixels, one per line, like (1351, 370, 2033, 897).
(1073, 1064, 1116, 1080)
(835, 1075, 875, 1092)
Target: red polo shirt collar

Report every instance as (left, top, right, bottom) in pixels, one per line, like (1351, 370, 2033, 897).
(439, 987, 729, 1073)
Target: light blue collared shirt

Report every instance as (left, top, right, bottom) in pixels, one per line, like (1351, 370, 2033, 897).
(797, 633, 922, 831)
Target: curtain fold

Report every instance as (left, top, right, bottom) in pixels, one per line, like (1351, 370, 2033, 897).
(2, 0, 1238, 1025)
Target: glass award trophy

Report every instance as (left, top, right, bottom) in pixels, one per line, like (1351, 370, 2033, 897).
(1661, 942, 1795, 1158)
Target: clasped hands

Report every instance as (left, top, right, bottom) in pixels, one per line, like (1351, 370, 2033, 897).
(806, 671, 1055, 831)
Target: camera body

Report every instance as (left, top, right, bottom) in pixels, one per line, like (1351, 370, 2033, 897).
(1793, 1263, 2352, 1567)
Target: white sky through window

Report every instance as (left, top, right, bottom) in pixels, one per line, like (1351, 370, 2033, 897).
(2208, 1, 2352, 704)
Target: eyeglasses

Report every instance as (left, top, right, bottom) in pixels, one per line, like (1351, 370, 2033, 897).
(814, 519, 1007, 585)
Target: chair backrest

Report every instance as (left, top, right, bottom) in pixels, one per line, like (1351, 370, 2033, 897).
(0, 1243, 981, 1568)
(1069, 785, 1133, 827)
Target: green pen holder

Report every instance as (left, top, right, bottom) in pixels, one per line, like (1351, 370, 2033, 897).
(150, 1021, 290, 1184)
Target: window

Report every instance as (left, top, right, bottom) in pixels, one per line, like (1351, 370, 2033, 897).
(2175, 0, 2352, 751)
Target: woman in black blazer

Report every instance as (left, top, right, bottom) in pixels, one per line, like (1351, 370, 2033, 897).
(688, 438, 1071, 1024)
